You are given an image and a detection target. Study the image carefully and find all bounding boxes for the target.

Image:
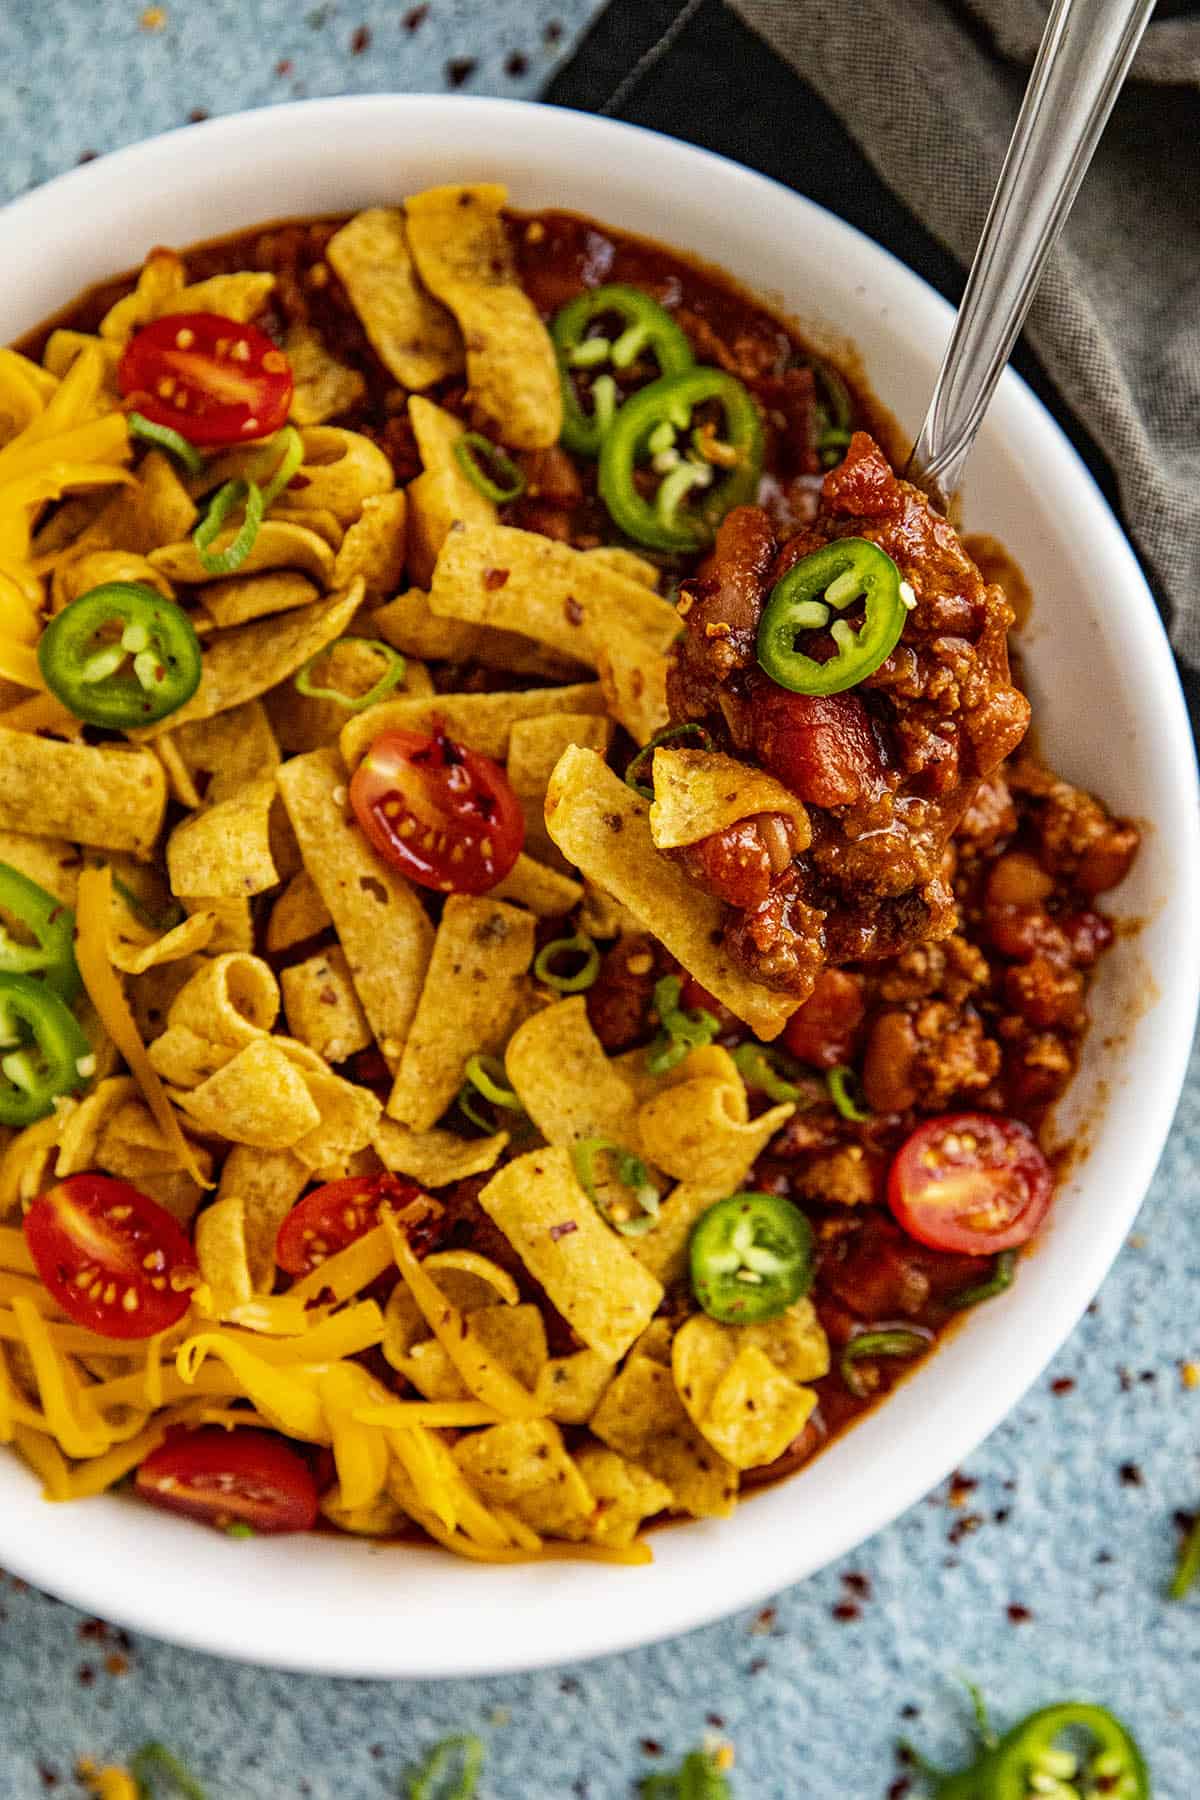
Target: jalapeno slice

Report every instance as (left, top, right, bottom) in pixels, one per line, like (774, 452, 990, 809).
(689, 1192, 814, 1324)
(0, 971, 91, 1127)
(38, 582, 202, 728)
(599, 368, 764, 553)
(0, 862, 79, 1001)
(551, 283, 695, 458)
(757, 537, 911, 696)
(990, 1704, 1150, 1800)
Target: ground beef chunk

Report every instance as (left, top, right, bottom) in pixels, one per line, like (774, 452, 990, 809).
(909, 1001, 1001, 1109)
(790, 1145, 877, 1207)
(958, 769, 1017, 849)
(662, 433, 1032, 999)
(1009, 760, 1140, 895)
(585, 935, 663, 1051)
(877, 934, 989, 1005)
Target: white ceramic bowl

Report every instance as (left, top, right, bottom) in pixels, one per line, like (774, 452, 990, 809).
(0, 96, 1195, 1678)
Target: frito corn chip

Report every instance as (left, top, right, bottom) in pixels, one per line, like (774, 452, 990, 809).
(430, 523, 678, 666)
(338, 679, 605, 770)
(505, 997, 639, 1150)
(595, 619, 671, 745)
(149, 519, 336, 589)
(0, 729, 166, 858)
(367, 589, 585, 681)
(282, 322, 367, 427)
(373, 1119, 508, 1186)
(489, 854, 583, 918)
(292, 428, 395, 527)
(326, 207, 464, 390)
(167, 952, 280, 1048)
(569, 1445, 673, 1546)
(166, 777, 278, 899)
(405, 184, 561, 450)
(406, 395, 498, 587)
(545, 747, 802, 1039)
(280, 947, 372, 1065)
(132, 586, 362, 740)
(0, 830, 81, 904)
(590, 1354, 736, 1519)
(649, 747, 811, 852)
(276, 746, 434, 1071)
(176, 1039, 321, 1149)
(479, 1149, 663, 1364)
(264, 868, 332, 952)
(293, 1070, 382, 1171)
(54, 1077, 138, 1178)
(387, 895, 535, 1132)
(195, 1194, 254, 1316)
(331, 491, 407, 602)
(672, 1313, 819, 1471)
(85, 450, 197, 555)
(215, 1145, 309, 1291)
(453, 1418, 592, 1536)
(506, 714, 614, 798)
(194, 571, 320, 632)
(636, 1076, 794, 1190)
(534, 1349, 614, 1426)
(162, 699, 281, 810)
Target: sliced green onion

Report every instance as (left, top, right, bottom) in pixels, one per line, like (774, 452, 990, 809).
(225, 1521, 256, 1540)
(259, 424, 304, 509)
(129, 1741, 207, 1800)
(192, 476, 264, 576)
(453, 432, 526, 504)
(111, 872, 185, 935)
(645, 973, 719, 1076)
(730, 1042, 807, 1105)
(826, 1064, 870, 1122)
(127, 410, 205, 476)
(407, 1735, 485, 1800)
(1171, 1514, 1200, 1601)
(463, 1053, 524, 1112)
(947, 1249, 1017, 1312)
(294, 637, 407, 711)
(533, 930, 600, 993)
(571, 1135, 660, 1236)
(840, 1328, 931, 1399)
(624, 723, 714, 801)
(456, 1087, 496, 1134)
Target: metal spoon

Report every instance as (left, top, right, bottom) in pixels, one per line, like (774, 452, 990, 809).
(907, 0, 1155, 512)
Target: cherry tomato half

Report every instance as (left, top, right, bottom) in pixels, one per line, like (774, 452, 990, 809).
(136, 1428, 319, 1534)
(887, 1112, 1052, 1255)
(24, 1173, 197, 1339)
(275, 1173, 421, 1278)
(118, 312, 293, 447)
(350, 727, 525, 895)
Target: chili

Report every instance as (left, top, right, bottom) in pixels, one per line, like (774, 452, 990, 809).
(756, 536, 912, 696)
(599, 368, 763, 552)
(0, 971, 91, 1126)
(552, 283, 695, 457)
(0, 862, 79, 1000)
(37, 582, 202, 729)
(689, 1191, 814, 1325)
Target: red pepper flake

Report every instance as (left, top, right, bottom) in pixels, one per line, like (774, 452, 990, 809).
(749, 1605, 777, 1636)
(831, 1600, 860, 1622)
(77, 150, 98, 164)
(37, 1768, 59, 1791)
(544, 19, 563, 43)
(505, 50, 529, 77)
(1051, 1376, 1075, 1395)
(104, 1651, 130, 1676)
(549, 1220, 577, 1242)
(1006, 1602, 1033, 1625)
(404, 3, 429, 28)
(1118, 1461, 1143, 1487)
(445, 56, 477, 88)
(483, 567, 510, 591)
(888, 1780, 913, 1800)
(841, 1570, 871, 1599)
(350, 24, 371, 53)
(276, 57, 294, 75)
(640, 1740, 663, 1757)
(706, 1712, 726, 1729)
(188, 107, 209, 123)
(76, 1663, 95, 1686)
(947, 1470, 977, 1509)
(948, 1512, 983, 1546)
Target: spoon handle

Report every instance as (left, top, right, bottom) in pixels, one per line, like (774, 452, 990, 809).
(906, 0, 1154, 511)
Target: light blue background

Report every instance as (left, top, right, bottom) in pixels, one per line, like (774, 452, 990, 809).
(0, 4, 1196, 1793)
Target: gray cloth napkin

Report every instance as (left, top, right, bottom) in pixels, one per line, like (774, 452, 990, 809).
(727, 0, 1200, 672)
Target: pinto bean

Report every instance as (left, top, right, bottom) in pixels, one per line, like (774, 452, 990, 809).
(861, 1008, 920, 1113)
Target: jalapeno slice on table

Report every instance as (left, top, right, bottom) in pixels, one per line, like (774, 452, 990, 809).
(599, 367, 764, 553)
(689, 1191, 814, 1325)
(551, 283, 695, 457)
(911, 1700, 1149, 1800)
(38, 582, 202, 728)
(0, 862, 79, 1000)
(757, 536, 911, 696)
(0, 972, 91, 1127)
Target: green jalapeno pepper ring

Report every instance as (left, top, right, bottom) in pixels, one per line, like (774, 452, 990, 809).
(910, 1700, 1149, 1800)
(0, 971, 92, 1127)
(551, 284, 695, 458)
(0, 862, 80, 1001)
(38, 582, 202, 729)
(756, 536, 910, 696)
(599, 368, 764, 553)
(689, 1191, 814, 1325)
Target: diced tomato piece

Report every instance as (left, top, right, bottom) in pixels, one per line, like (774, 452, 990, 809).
(752, 684, 884, 808)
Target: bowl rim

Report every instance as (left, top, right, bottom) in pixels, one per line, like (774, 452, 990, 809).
(0, 93, 1196, 1679)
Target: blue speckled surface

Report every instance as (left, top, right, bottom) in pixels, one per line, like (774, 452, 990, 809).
(1, 5, 1199, 1795)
